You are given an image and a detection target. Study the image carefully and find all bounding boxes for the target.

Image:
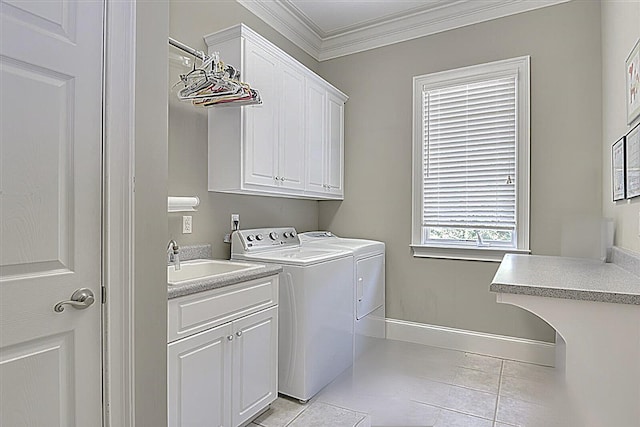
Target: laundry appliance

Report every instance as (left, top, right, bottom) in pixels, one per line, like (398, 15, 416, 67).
(231, 227, 354, 402)
(298, 231, 385, 359)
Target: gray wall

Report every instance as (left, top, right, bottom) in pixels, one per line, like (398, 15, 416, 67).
(602, 1, 640, 252)
(168, 0, 320, 259)
(317, 1, 603, 343)
(134, 2, 169, 426)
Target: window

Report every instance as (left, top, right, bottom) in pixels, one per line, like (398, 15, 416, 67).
(411, 57, 530, 262)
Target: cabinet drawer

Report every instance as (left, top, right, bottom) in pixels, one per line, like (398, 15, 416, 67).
(168, 275, 278, 343)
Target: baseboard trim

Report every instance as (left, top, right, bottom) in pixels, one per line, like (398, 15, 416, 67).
(385, 318, 555, 367)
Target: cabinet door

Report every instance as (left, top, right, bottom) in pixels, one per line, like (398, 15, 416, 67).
(243, 40, 279, 188)
(232, 306, 278, 427)
(305, 79, 327, 194)
(168, 323, 233, 427)
(326, 92, 345, 197)
(279, 63, 305, 190)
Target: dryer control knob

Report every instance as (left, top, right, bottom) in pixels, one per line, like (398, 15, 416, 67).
(290, 231, 297, 237)
(247, 235, 255, 242)
(269, 232, 279, 240)
(283, 232, 290, 238)
(256, 234, 264, 241)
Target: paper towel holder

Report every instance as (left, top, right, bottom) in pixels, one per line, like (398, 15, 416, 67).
(168, 196, 200, 213)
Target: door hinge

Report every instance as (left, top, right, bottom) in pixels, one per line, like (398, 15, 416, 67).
(101, 286, 106, 304)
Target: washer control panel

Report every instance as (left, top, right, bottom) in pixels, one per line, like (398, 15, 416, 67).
(232, 227, 299, 253)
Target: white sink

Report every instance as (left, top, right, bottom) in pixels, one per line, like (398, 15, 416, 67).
(168, 259, 262, 285)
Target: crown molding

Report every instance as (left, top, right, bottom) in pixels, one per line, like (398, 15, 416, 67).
(236, 0, 322, 59)
(237, 0, 571, 61)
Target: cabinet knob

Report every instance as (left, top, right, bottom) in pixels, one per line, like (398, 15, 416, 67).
(236, 331, 243, 337)
(227, 335, 234, 341)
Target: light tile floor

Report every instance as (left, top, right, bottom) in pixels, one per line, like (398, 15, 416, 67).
(251, 339, 576, 427)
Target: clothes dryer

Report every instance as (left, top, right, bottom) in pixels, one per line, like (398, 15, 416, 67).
(299, 231, 385, 359)
(231, 228, 354, 402)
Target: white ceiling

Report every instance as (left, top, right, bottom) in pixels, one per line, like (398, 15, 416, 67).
(237, 0, 570, 61)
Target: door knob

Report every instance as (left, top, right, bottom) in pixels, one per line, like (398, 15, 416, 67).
(54, 288, 96, 313)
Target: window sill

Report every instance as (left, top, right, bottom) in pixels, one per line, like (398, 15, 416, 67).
(410, 244, 531, 262)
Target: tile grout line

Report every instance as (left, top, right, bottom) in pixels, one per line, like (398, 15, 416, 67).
(493, 359, 505, 427)
(412, 373, 500, 396)
(409, 399, 495, 423)
(283, 406, 306, 427)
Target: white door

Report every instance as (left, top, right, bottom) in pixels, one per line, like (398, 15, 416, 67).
(279, 63, 305, 191)
(326, 92, 344, 196)
(168, 323, 233, 427)
(0, 1, 104, 426)
(305, 79, 326, 194)
(232, 306, 278, 427)
(244, 40, 279, 188)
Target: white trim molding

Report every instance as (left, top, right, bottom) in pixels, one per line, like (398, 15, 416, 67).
(411, 56, 531, 262)
(385, 318, 555, 367)
(237, 0, 570, 61)
(236, 0, 322, 58)
(410, 245, 531, 263)
(103, 0, 136, 425)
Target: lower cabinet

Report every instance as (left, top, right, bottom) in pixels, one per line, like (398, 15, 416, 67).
(168, 322, 232, 427)
(231, 306, 278, 427)
(168, 277, 278, 427)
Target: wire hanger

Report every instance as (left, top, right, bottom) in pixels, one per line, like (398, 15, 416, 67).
(168, 37, 261, 108)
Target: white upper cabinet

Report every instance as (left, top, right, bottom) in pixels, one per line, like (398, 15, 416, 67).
(243, 39, 280, 188)
(305, 78, 327, 194)
(326, 91, 345, 196)
(205, 24, 347, 200)
(278, 61, 306, 191)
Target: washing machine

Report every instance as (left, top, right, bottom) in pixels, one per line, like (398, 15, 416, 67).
(231, 227, 354, 402)
(298, 231, 385, 360)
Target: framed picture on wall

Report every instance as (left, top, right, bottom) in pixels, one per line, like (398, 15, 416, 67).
(613, 137, 626, 201)
(626, 38, 640, 124)
(626, 122, 640, 199)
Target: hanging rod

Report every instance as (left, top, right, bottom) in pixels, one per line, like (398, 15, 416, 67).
(168, 37, 206, 61)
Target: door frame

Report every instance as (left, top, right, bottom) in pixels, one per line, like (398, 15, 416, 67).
(102, 0, 136, 426)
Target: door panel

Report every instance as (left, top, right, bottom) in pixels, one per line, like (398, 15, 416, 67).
(168, 324, 232, 427)
(0, 0, 104, 425)
(305, 79, 326, 194)
(326, 93, 344, 195)
(1, 333, 73, 426)
(2, 0, 77, 42)
(243, 40, 279, 188)
(279, 63, 305, 190)
(232, 306, 278, 427)
(0, 57, 74, 276)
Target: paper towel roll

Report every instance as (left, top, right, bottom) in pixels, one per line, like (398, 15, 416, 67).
(168, 196, 200, 212)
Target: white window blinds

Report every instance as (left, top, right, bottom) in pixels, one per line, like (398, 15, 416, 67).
(422, 76, 517, 231)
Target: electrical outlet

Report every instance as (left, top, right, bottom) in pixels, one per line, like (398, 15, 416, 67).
(182, 215, 193, 234)
(231, 213, 240, 231)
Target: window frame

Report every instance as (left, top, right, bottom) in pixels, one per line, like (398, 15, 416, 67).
(411, 57, 531, 262)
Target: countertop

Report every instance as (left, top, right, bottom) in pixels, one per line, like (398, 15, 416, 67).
(490, 254, 640, 305)
(167, 263, 282, 299)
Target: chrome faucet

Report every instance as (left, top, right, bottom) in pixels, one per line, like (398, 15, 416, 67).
(167, 239, 181, 271)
